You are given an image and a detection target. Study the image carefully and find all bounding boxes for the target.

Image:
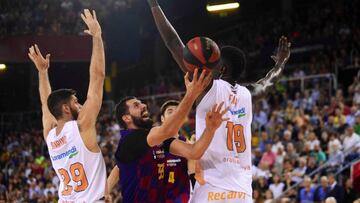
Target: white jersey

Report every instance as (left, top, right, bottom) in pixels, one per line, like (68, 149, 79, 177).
(196, 79, 253, 195)
(46, 121, 106, 202)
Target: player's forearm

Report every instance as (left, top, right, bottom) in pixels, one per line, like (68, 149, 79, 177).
(264, 61, 285, 84)
(251, 62, 285, 101)
(38, 71, 52, 105)
(257, 60, 285, 87)
(148, 1, 187, 72)
(189, 128, 216, 160)
(148, 0, 178, 46)
(150, 6, 181, 48)
(161, 93, 197, 137)
(89, 36, 105, 80)
(107, 166, 119, 192)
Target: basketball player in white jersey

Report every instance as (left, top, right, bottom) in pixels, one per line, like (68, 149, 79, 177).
(28, 9, 108, 202)
(147, 1, 291, 202)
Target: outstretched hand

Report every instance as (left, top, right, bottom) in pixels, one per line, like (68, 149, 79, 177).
(28, 44, 50, 73)
(205, 102, 230, 131)
(271, 36, 291, 64)
(81, 9, 102, 37)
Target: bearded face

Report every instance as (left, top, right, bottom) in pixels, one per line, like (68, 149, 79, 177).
(131, 114, 154, 129)
(125, 99, 154, 129)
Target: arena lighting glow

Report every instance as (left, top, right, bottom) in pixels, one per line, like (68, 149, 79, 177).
(0, 64, 6, 70)
(206, 2, 240, 12)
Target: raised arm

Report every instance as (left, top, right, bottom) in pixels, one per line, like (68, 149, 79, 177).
(248, 36, 291, 102)
(28, 44, 57, 138)
(77, 10, 105, 136)
(147, 0, 188, 72)
(168, 102, 229, 160)
(147, 69, 212, 146)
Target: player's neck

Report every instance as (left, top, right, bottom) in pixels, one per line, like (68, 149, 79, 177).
(127, 123, 139, 130)
(55, 117, 74, 135)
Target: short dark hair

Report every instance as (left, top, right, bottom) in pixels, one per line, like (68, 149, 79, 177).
(220, 46, 246, 82)
(115, 96, 136, 129)
(160, 100, 180, 116)
(47, 89, 76, 119)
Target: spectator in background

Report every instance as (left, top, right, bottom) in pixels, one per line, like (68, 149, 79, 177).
(295, 132, 306, 154)
(258, 131, 272, 153)
(253, 148, 263, 166)
(292, 158, 307, 183)
(345, 106, 358, 126)
(305, 156, 318, 177)
(260, 143, 277, 169)
(311, 84, 321, 103)
(293, 92, 303, 109)
(257, 176, 269, 193)
(323, 114, 334, 131)
(299, 176, 315, 203)
(325, 197, 337, 203)
(273, 135, 285, 154)
(254, 105, 268, 130)
(342, 125, 360, 153)
(327, 144, 344, 172)
(353, 86, 360, 105)
(328, 133, 342, 154)
(253, 189, 264, 203)
(333, 107, 346, 128)
(314, 176, 329, 203)
(264, 189, 274, 203)
(326, 173, 345, 203)
(283, 172, 297, 200)
(286, 143, 299, 165)
(303, 90, 315, 112)
(282, 130, 294, 148)
(314, 144, 327, 165)
(300, 142, 312, 157)
(348, 77, 359, 97)
(269, 174, 285, 199)
(344, 178, 359, 203)
(306, 132, 320, 151)
(274, 145, 286, 174)
(353, 114, 360, 135)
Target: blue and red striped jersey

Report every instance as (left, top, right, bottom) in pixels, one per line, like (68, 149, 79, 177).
(115, 129, 169, 203)
(163, 135, 190, 203)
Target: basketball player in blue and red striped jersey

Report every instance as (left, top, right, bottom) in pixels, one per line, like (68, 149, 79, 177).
(160, 100, 191, 203)
(107, 69, 230, 203)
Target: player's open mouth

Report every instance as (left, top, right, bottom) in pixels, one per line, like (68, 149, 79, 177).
(142, 111, 149, 118)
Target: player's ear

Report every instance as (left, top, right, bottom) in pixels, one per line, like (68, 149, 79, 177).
(62, 104, 71, 114)
(220, 64, 226, 75)
(122, 115, 131, 124)
(160, 115, 165, 123)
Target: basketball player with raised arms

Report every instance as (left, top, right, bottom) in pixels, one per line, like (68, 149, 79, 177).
(147, 1, 291, 202)
(28, 9, 108, 202)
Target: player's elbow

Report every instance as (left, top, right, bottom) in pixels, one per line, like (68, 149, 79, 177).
(96, 69, 106, 79)
(91, 66, 106, 79)
(189, 153, 202, 160)
(159, 122, 179, 138)
(188, 148, 204, 160)
(161, 127, 178, 139)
